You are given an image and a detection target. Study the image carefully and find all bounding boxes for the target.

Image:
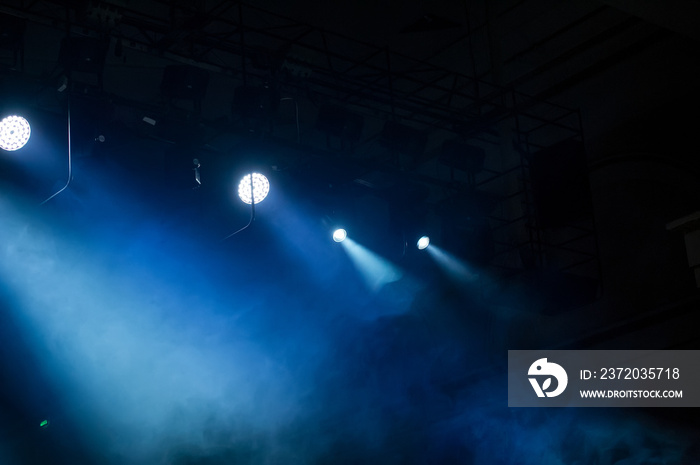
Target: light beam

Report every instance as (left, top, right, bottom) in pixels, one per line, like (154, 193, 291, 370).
(426, 244, 479, 283)
(340, 238, 403, 291)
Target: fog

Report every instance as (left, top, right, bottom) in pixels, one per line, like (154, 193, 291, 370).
(0, 159, 698, 464)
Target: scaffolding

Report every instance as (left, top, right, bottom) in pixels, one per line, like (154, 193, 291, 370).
(0, 0, 602, 310)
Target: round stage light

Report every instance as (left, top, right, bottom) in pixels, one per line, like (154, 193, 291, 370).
(237, 172, 270, 204)
(332, 228, 347, 243)
(0, 115, 31, 151)
(417, 236, 430, 250)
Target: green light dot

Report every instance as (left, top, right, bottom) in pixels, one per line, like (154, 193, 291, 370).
(39, 420, 49, 428)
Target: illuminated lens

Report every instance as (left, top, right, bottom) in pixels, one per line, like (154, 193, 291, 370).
(332, 228, 347, 243)
(0, 115, 31, 151)
(237, 173, 270, 204)
(417, 236, 430, 250)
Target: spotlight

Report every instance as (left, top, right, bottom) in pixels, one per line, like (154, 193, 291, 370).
(0, 115, 30, 151)
(333, 228, 347, 243)
(237, 172, 270, 204)
(417, 236, 430, 250)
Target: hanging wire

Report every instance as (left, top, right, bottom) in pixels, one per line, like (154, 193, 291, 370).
(221, 173, 256, 241)
(41, 6, 73, 206)
(40, 96, 72, 205)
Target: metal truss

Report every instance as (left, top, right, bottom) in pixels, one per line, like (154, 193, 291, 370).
(1, 0, 602, 306)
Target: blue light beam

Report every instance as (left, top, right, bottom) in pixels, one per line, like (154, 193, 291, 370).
(426, 244, 479, 283)
(340, 238, 403, 292)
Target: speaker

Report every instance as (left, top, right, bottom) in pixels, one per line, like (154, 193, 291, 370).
(160, 65, 209, 101)
(315, 105, 364, 141)
(232, 85, 280, 120)
(528, 139, 592, 228)
(440, 139, 485, 173)
(59, 37, 109, 75)
(379, 121, 427, 159)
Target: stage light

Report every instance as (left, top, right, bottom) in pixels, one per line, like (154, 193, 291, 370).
(0, 115, 30, 151)
(417, 236, 430, 250)
(237, 173, 270, 204)
(39, 419, 49, 428)
(332, 228, 347, 243)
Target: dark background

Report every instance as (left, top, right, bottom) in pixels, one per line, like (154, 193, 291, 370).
(0, 1, 699, 463)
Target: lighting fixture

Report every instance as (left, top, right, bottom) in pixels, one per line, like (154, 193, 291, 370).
(237, 172, 270, 204)
(333, 228, 347, 243)
(417, 236, 430, 250)
(0, 115, 30, 151)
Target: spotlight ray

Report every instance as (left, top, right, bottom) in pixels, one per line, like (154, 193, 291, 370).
(340, 238, 403, 292)
(426, 244, 479, 284)
(0, 195, 328, 464)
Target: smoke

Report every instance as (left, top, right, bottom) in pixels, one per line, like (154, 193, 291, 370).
(0, 183, 330, 463)
(0, 161, 698, 465)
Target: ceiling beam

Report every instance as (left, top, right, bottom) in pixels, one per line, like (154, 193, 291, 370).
(599, 0, 700, 41)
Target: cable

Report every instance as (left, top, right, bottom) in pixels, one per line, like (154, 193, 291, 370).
(221, 207, 254, 241)
(221, 173, 256, 241)
(41, 96, 73, 205)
